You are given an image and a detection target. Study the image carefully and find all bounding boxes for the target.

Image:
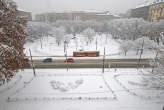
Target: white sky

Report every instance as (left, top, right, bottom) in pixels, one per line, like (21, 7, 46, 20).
(13, 0, 152, 14)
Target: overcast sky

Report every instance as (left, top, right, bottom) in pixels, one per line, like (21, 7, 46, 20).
(13, 0, 150, 14)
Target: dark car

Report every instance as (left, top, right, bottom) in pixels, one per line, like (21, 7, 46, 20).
(64, 58, 74, 63)
(43, 58, 52, 62)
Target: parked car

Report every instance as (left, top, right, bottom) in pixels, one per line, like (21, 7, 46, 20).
(64, 58, 74, 63)
(43, 58, 52, 62)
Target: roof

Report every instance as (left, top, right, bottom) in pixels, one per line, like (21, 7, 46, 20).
(96, 12, 120, 17)
(135, 0, 164, 9)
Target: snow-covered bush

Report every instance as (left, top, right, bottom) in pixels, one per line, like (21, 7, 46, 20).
(0, 0, 26, 84)
(50, 79, 83, 92)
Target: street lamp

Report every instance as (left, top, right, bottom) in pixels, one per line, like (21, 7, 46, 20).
(64, 40, 67, 53)
(102, 47, 106, 73)
(96, 38, 98, 50)
(72, 36, 78, 51)
(40, 38, 43, 49)
(65, 49, 68, 72)
(29, 49, 36, 76)
(138, 38, 144, 69)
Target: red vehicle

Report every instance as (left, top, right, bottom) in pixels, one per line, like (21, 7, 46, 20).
(24, 57, 29, 62)
(64, 58, 74, 63)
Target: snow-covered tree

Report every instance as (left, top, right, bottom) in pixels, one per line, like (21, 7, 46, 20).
(25, 21, 52, 42)
(55, 20, 85, 36)
(82, 28, 95, 44)
(146, 20, 164, 44)
(143, 48, 164, 89)
(0, 0, 26, 84)
(119, 40, 133, 56)
(64, 34, 73, 45)
(108, 18, 149, 40)
(51, 26, 65, 46)
(133, 37, 158, 54)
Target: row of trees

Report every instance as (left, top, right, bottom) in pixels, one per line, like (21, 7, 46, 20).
(26, 21, 97, 46)
(27, 18, 164, 46)
(119, 37, 159, 56)
(25, 21, 52, 42)
(0, 0, 26, 84)
(109, 18, 164, 42)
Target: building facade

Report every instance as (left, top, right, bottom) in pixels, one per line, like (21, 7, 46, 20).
(131, 0, 164, 22)
(35, 11, 119, 23)
(131, 6, 149, 20)
(18, 10, 32, 21)
(148, 2, 164, 21)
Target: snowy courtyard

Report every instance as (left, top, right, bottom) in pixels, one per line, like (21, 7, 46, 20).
(24, 34, 120, 56)
(24, 34, 157, 59)
(0, 69, 163, 110)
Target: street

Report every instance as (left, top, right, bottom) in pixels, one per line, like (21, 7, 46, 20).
(25, 58, 153, 68)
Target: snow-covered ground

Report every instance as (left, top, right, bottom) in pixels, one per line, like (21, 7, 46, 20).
(0, 68, 163, 110)
(24, 34, 156, 59)
(24, 34, 119, 56)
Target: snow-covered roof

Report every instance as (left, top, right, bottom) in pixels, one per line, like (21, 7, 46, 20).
(17, 8, 31, 13)
(40, 10, 112, 14)
(80, 9, 108, 13)
(135, 0, 164, 9)
(38, 10, 120, 17)
(96, 12, 120, 17)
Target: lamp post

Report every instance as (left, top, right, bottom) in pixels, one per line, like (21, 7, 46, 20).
(65, 49, 68, 72)
(40, 38, 43, 49)
(64, 40, 67, 53)
(29, 49, 36, 76)
(138, 38, 144, 69)
(102, 47, 106, 73)
(96, 38, 98, 50)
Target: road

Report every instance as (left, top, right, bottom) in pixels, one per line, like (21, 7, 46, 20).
(25, 58, 154, 69)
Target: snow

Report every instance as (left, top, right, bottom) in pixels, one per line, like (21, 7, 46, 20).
(0, 68, 164, 110)
(96, 12, 120, 17)
(24, 34, 156, 59)
(10, 75, 114, 100)
(115, 74, 164, 100)
(24, 34, 120, 57)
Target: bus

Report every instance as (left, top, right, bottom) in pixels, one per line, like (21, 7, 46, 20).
(73, 51, 100, 57)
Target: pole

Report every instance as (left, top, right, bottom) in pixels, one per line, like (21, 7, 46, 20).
(96, 38, 97, 50)
(102, 47, 106, 73)
(29, 49, 36, 76)
(76, 38, 78, 51)
(64, 40, 66, 53)
(40, 38, 42, 49)
(152, 51, 159, 73)
(138, 38, 144, 69)
(65, 49, 68, 72)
